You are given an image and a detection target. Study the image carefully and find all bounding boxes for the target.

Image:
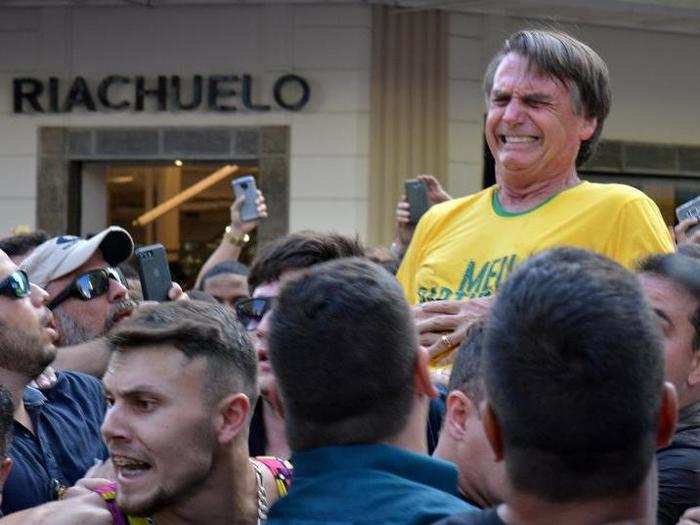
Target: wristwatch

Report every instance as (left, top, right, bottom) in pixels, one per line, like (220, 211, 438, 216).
(224, 225, 250, 247)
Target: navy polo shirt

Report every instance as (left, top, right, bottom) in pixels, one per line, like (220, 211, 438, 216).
(2, 371, 108, 514)
(268, 443, 477, 524)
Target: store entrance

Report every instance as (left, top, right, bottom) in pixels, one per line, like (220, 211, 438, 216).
(80, 160, 258, 288)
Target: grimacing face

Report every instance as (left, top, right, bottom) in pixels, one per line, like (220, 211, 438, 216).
(485, 53, 596, 190)
(101, 346, 219, 516)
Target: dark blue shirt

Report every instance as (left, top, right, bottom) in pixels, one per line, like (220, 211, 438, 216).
(268, 443, 477, 524)
(2, 371, 108, 514)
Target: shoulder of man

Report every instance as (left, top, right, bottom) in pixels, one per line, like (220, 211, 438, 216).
(47, 371, 107, 413)
(578, 181, 653, 205)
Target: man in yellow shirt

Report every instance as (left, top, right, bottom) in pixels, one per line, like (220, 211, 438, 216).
(397, 29, 673, 367)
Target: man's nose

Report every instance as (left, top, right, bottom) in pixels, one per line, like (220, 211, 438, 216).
(107, 277, 129, 302)
(501, 99, 525, 125)
(101, 402, 131, 444)
(29, 283, 49, 308)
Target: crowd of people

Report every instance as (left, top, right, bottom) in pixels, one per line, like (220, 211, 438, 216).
(0, 28, 697, 524)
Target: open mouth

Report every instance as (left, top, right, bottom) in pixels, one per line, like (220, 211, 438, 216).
(499, 135, 539, 144)
(112, 455, 153, 481)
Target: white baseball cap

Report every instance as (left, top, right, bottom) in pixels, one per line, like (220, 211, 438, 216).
(21, 226, 134, 287)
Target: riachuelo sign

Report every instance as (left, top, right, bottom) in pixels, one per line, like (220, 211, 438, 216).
(12, 74, 310, 113)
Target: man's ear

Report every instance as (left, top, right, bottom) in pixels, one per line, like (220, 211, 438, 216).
(482, 401, 505, 462)
(415, 346, 438, 399)
(215, 393, 250, 445)
(656, 382, 678, 449)
(578, 115, 597, 142)
(445, 390, 475, 441)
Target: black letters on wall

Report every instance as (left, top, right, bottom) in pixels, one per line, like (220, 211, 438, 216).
(12, 74, 310, 113)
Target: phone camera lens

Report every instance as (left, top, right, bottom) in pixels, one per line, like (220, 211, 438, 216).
(241, 183, 248, 189)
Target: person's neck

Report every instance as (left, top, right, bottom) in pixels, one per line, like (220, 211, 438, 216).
(262, 400, 290, 457)
(383, 396, 429, 455)
(498, 470, 656, 525)
(2, 369, 32, 432)
(433, 436, 495, 509)
(496, 169, 581, 213)
(152, 446, 258, 525)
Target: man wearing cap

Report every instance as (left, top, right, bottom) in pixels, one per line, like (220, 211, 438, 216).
(0, 247, 110, 515)
(21, 227, 184, 377)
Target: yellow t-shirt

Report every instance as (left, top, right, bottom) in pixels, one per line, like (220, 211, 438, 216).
(397, 182, 674, 305)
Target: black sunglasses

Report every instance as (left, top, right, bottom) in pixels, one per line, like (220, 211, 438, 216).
(0, 270, 30, 300)
(235, 296, 275, 331)
(47, 267, 128, 310)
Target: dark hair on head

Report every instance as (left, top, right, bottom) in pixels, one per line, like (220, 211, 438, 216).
(199, 261, 249, 290)
(638, 252, 700, 351)
(484, 247, 663, 502)
(107, 300, 258, 407)
(484, 29, 611, 166)
(0, 386, 13, 460)
(447, 319, 486, 406)
(248, 231, 365, 291)
(268, 257, 417, 451)
(0, 231, 49, 259)
(186, 289, 220, 304)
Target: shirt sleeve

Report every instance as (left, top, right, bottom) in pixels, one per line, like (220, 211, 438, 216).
(609, 195, 675, 269)
(397, 210, 435, 305)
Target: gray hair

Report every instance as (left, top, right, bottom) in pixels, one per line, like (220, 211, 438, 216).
(484, 29, 611, 167)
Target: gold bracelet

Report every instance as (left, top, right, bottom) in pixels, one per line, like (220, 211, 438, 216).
(224, 226, 250, 247)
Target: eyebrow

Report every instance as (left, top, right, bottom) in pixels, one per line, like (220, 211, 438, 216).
(103, 384, 162, 398)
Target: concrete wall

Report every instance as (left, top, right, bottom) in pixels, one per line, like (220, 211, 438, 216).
(0, 4, 371, 237)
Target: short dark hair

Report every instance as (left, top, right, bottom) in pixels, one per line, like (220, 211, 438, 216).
(484, 29, 611, 167)
(199, 261, 249, 290)
(0, 386, 13, 460)
(268, 258, 417, 451)
(248, 231, 365, 290)
(107, 300, 258, 406)
(484, 247, 664, 502)
(638, 253, 700, 351)
(447, 320, 486, 406)
(0, 231, 49, 259)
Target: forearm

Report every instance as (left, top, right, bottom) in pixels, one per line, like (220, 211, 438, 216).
(52, 338, 111, 378)
(194, 239, 242, 288)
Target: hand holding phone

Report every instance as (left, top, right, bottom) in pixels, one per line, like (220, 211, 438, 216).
(134, 244, 172, 302)
(676, 195, 700, 241)
(232, 176, 261, 222)
(405, 179, 430, 225)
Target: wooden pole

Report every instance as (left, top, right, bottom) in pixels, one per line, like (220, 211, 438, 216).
(133, 164, 238, 227)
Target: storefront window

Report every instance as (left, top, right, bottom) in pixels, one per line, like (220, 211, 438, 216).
(85, 161, 258, 287)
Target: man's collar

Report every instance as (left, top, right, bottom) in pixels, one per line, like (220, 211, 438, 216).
(22, 385, 47, 409)
(290, 443, 461, 495)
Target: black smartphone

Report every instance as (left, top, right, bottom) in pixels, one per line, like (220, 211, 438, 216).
(676, 195, 700, 237)
(405, 179, 429, 225)
(231, 176, 260, 222)
(134, 244, 172, 302)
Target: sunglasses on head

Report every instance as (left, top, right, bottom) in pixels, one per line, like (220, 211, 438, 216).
(0, 270, 30, 300)
(235, 296, 275, 331)
(47, 267, 128, 310)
